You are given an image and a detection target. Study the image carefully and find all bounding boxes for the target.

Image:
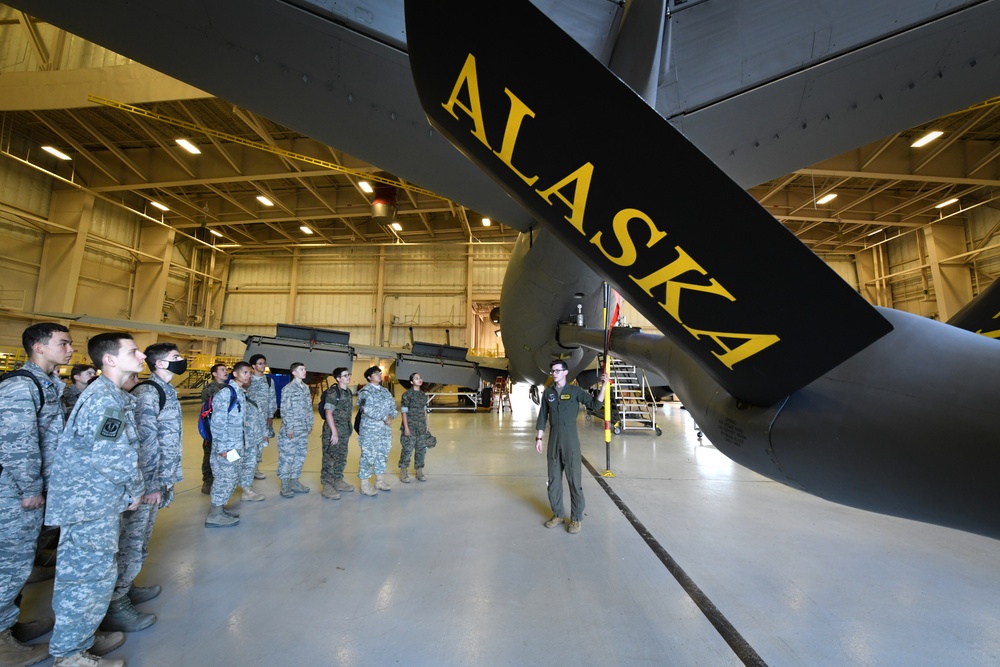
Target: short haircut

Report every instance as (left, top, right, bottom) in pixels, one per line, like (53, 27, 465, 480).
(232, 361, 251, 373)
(210, 363, 227, 375)
(144, 342, 178, 370)
(22, 322, 69, 356)
(248, 354, 266, 366)
(409, 372, 421, 382)
(550, 359, 569, 372)
(70, 363, 95, 381)
(290, 362, 305, 373)
(332, 367, 349, 379)
(364, 365, 382, 380)
(88, 333, 134, 371)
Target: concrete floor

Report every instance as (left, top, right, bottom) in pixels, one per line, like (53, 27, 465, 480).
(20, 384, 1000, 666)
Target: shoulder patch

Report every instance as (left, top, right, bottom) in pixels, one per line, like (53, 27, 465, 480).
(546, 392, 556, 402)
(97, 415, 124, 440)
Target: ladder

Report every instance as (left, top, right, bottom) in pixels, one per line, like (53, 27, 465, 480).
(608, 357, 660, 435)
(493, 375, 512, 412)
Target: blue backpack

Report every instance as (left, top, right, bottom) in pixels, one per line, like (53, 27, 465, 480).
(197, 386, 239, 441)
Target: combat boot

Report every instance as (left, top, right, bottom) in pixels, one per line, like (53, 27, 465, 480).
(253, 466, 266, 480)
(127, 585, 161, 605)
(89, 631, 125, 657)
(222, 505, 240, 518)
(205, 505, 239, 527)
(333, 478, 354, 492)
(241, 487, 265, 502)
(53, 651, 124, 667)
(0, 627, 48, 667)
(375, 475, 391, 491)
(415, 467, 426, 482)
(99, 596, 156, 633)
(11, 616, 53, 643)
(201, 480, 212, 494)
(289, 479, 310, 494)
(359, 478, 378, 496)
(321, 485, 341, 500)
(399, 467, 410, 483)
(280, 479, 294, 498)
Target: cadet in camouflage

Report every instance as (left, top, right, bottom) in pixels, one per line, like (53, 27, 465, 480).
(60, 364, 94, 420)
(0, 322, 73, 657)
(247, 355, 277, 477)
(357, 366, 397, 495)
(199, 363, 230, 493)
(206, 363, 250, 525)
(238, 387, 267, 501)
(320, 367, 354, 498)
(46, 333, 145, 660)
(277, 363, 313, 497)
(398, 373, 432, 482)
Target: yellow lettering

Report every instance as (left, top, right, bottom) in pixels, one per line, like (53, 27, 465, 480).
(493, 89, 539, 186)
(534, 163, 594, 235)
(441, 54, 492, 149)
(591, 208, 668, 266)
(629, 247, 735, 321)
(976, 328, 1000, 339)
(681, 326, 781, 369)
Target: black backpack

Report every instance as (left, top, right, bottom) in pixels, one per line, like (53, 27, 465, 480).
(0, 369, 45, 415)
(132, 379, 166, 412)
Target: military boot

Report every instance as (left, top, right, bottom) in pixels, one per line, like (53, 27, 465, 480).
(375, 475, 391, 491)
(222, 505, 240, 518)
(201, 480, 212, 494)
(241, 487, 265, 502)
(0, 627, 48, 667)
(53, 651, 124, 667)
(415, 467, 426, 482)
(89, 631, 125, 657)
(321, 485, 341, 500)
(11, 616, 53, 643)
(333, 478, 354, 492)
(359, 478, 378, 496)
(205, 505, 239, 527)
(280, 479, 294, 498)
(100, 595, 156, 633)
(399, 467, 410, 483)
(127, 584, 161, 605)
(289, 479, 310, 493)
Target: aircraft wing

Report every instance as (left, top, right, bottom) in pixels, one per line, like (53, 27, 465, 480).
(405, 0, 893, 406)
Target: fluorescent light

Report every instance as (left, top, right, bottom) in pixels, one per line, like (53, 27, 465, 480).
(42, 146, 72, 160)
(867, 228, 884, 237)
(150, 201, 169, 211)
(300, 226, 313, 234)
(911, 131, 943, 148)
(209, 229, 223, 238)
(935, 198, 959, 209)
(482, 217, 492, 226)
(256, 195, 274, 206)
(816, 193, 837, 205)
(358, 181, 374, 194)
(391, 222, 402, 231)
(175, 138, 201, 154)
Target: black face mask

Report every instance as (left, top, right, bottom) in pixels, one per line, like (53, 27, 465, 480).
(165, 359, 188, 375)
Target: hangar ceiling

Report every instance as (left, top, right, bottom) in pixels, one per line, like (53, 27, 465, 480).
(2, 8, 1000, 259)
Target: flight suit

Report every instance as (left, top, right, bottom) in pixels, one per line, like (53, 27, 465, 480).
(399, 388, 430, 471)
(46, 376, 143, 658)
(277, 380, 313, 480)
(536, 383, 600, 522)
(320, 386, 353, 487)
(357, 383, 397, 478)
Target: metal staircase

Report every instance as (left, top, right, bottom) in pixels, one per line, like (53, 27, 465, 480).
(608, 357, 661, 435)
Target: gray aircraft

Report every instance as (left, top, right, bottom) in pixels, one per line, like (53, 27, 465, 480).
(8, 0, 1000, 537)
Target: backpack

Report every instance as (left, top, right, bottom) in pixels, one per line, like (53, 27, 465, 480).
(132, 379, 166, 412)
(0, 369, 45, 415)
(197, 385, 239, 441)
(353, 409, 362, 434)
(317, 386, 349, 419)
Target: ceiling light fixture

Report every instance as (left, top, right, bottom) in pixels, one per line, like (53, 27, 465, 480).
(482, 217, 492, 226)
(935, 198, 959, 209)
(911, 130, 943, 148)
(391, 222, 402, 231)
(256, 195, 274, 206)
(41, 146, 72, 160)
(816, 193, 837, 205)
(867, 228, 884, 237)
(209, 229, 223, 238)
(150, 201, 169, 211)
(359, 181, 374, 193)
(175, 138, 201, 154)
(300, 225, 313, 234)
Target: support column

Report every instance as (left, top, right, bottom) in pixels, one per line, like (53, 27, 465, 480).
(924, 224, 973, 321)
(286, 247, 300, 324)
(373, 247, 386, 348)
(131, 221, 176, 350)
(33, 190, 94, 313)
(855, 249, 878, 306)
(466, 247, 474, 350)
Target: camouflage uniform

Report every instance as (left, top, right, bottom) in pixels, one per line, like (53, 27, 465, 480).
(399, 388, 431, 471)
(200, 380, 228, 484)
(0, 361, 63, 633)
(61, 383, 82, 419)
(277, 380, 313, 480)
(357, 383, 397, 478)
(46, 375, 143, 658)
(239, 392, 267, 490)
(208, 380, 246, 506)
(536, 383, 600, 522)
(113, 374, 182, 602)
(246, 374, 276, 463)
(320, 386, 352, 486)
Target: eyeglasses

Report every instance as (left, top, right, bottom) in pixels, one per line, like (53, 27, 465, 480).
(550, 369, 567, 374)
(339, 374, 351, 379)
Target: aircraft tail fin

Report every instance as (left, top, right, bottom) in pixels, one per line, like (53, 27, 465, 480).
(405, 0, 892, 406)
(946, 280, 1000, 339)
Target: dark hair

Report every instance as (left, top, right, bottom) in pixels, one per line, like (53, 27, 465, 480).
(332, 367, 349, 379)
(144, 342, 178, 370)
(70, 364, 95, 381)
(409, 372, 421, 382)
(232, 361, 251, 373)
(88, 333, 134, 371)
(248, 354, 266, 366)
(22, 322, 69, 356)
(290, 362, 305, 373)
(210, 363, 227, 375)
(550, 359, 569, 372)
(364, 365, 382, 380)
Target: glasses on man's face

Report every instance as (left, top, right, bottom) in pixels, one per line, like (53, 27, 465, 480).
(550, 369, 567, 375)
(339, 374, 351, 379)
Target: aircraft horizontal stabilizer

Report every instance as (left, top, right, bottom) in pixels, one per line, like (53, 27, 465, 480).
(405, 0, 892, 406)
